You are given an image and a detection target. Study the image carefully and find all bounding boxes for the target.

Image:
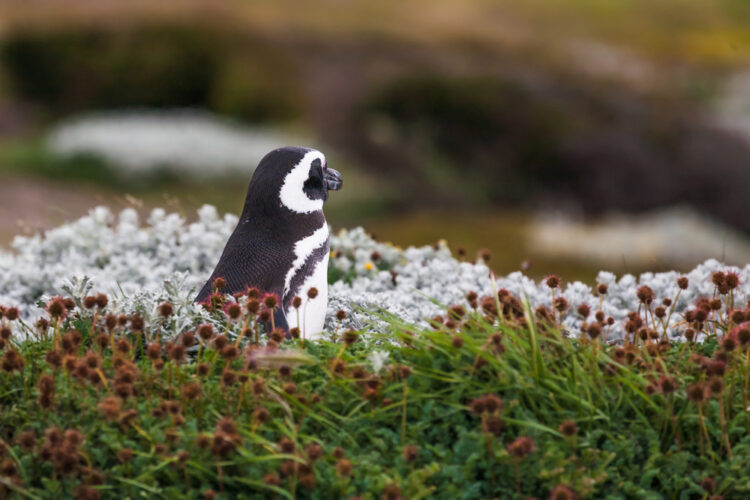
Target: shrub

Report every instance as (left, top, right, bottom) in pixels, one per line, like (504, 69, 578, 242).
(0, 277, 749, 498)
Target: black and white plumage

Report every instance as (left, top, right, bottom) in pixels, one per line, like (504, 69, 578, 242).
(196, 146, 342, 338)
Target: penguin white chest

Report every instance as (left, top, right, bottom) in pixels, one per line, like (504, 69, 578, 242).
(286, 253, 329, 339)
(283, 223, 330, 339)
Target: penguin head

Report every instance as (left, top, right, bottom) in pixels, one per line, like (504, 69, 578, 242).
(246, 146, 343, 215)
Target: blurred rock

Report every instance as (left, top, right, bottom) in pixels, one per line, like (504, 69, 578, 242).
(46, 110, 301, 178)
(528, 207, 750, 267)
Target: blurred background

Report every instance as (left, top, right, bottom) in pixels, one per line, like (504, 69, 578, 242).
(1, 0, 750, 281)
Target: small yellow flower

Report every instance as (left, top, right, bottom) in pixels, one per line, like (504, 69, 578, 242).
(330, 251, 336, 258)
(364, 261, 374, 271)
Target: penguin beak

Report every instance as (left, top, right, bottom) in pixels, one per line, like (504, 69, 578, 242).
(325, 168, 343, 191)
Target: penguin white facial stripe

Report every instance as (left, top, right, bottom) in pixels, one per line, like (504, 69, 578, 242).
(283, 224, 329, 297)
(279, 150, 326, 214)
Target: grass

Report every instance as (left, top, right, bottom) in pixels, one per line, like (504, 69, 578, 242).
(0, 272, 749, 498)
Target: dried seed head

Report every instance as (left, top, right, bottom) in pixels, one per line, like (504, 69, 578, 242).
(221, 345, 239, 360)
(182, 382, 202, 400)
(146, 342, 161, 360)
(253, 407, 270, 423)
(270, 329, 285, 343)
(196, 435, 211, 449)
(306, 442, 324, 461)
(507, 436, 535, 458)
(213, 277, 227, 290)
(577, 303, 591, 318)
(737, 325, 750, 346)
(45, 349, 62, 368)
(545, 275, 561, 289)
(659, 375, 677, 394)
(343, 330, 359, 346)
(483, 394, 502, 413)
(47, 297, 66, 319)
(677, 276, 689, 290)
(128, 315, 144, 332)
(35, 318, 50, 332)
(549, 484, 577, 500)
(449, 304, 466, 319)
(180, 332, 196, 348)
(216, 416, 237, 434)
(469, 397, 486, 414)
(197, 323, 214, 341)
(16, 431, 36, 451)
(708, 377, 725, 396)
(278, 437, 295, 454)
(104, 314, 117, 331)
(307, 288, 319, 300)
(382, 484, 401, 500)
(213, 335, 228, 351)
(4, 307, 18, 321)
(292, 296, 302, 309)
(586, 323, 602, 339)
(263, 293, 278, 309)
(558, 420, 578, 437)
(553, 297, 568, 313)
(483, 416, 504, 437)
(687, 382, 706, 403)
(263, 473, 281, 486)
(117, 448, 133, 463)
(700, 477, 716, 493)
(597, 283, 608, 295)
(731, 310, 746, 324)
(38, 374, 55, 394)
(221, 370, 237, 386)
(244, 298, 259, 315)
(722, 336, 736, 352)
(707, 360, 727, 377)
(115, 338, 131, 355)
(403, 444, 418, 462)
(98, 396, 122, 421)
(336, 458, 352, 477)
(636, 286, 654, 305)
(158, 302, 174, 318)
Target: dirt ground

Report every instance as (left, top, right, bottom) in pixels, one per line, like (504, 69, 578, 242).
(0, 175, 123, 245)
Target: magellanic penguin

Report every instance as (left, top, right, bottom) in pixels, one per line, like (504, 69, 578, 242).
(196, 147, 342, 339)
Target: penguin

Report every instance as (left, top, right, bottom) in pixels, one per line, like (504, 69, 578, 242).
(196, 146, 343, 338)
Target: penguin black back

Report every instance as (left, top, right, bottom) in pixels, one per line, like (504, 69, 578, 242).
(196, 146, 342, 333)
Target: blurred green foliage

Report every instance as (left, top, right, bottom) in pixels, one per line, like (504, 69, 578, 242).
(1, 25, 302, 123)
